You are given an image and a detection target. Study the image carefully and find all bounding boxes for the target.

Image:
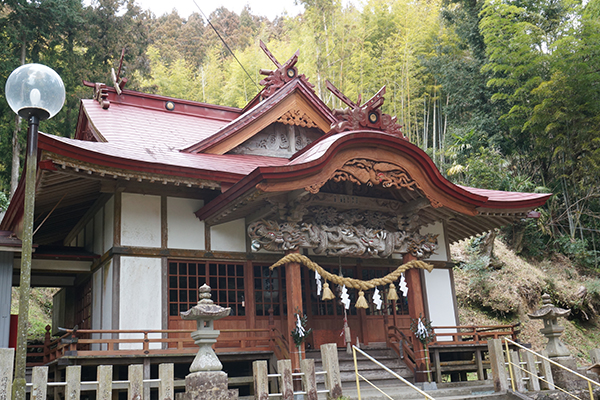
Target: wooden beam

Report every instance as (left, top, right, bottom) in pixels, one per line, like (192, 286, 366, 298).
(63, 194, 112, 247)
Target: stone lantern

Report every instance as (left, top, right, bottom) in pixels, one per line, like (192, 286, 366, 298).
(179, 284, 238, 400)
(528, 293, 571, 358)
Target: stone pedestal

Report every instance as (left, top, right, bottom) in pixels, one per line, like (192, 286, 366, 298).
(180, 371, 238, 400)
(177, 285, 238, 400)
(550, 356, 586, 391)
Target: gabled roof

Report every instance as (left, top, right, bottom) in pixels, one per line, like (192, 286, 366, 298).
(182, 77, 336, 155)
(195, 130, 552, 243)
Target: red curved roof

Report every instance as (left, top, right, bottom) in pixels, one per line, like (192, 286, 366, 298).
(195, 130, 552, 221)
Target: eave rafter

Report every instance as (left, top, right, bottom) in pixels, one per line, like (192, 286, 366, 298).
(43, 153, 221, 190)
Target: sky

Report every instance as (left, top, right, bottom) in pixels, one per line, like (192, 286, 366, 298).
(134, 0, 306, 20)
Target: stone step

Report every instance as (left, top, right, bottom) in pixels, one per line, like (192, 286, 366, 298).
(342, 381, 501, 400)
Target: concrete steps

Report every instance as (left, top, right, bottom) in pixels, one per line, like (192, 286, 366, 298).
(305, 346, 533, 400)
(343, 381, 533, 400)
(306, 345, 413, 388)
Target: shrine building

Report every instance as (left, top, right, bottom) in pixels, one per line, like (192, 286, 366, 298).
(0, 44, 550, 378)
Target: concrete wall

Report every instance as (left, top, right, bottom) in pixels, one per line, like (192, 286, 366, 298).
(121, 193, 161, 248)
(211, 219, 246, 252)
(424, 268, 457, 341)
(167, 197, 204, 250)
(119, 256, 162, 349)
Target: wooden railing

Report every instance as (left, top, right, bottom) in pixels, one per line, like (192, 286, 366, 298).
(270, 327, 290, 360)
(35, 326, 275, 364)
(430, 324, 519, 345)
(387, 326, 416, 374)
(386, 323, 520, 380)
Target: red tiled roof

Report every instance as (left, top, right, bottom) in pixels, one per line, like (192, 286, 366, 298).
(456, 185, 552, 207)
(195, 130, 552, 221)
(40, 132, 289, 182)
(82, 99, 231, 150)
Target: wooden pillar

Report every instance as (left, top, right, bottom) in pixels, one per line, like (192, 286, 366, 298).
(403, 253, 426, 381)
(285, 249, 304, 371)
(244, 261, 256, 330)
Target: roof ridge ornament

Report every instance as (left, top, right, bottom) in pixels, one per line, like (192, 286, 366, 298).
(258, 40, 314, 99)
(92, 49, 128, 110)
(326, 80, 406, 138)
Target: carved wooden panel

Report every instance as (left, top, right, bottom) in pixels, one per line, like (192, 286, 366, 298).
(228, 122, 322, 157)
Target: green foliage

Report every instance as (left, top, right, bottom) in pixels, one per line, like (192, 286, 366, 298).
(410, 314, 436, 345)
(291, 312, 312, 348)
(555, 236, 600, 271)
(0, 191, 9, 211)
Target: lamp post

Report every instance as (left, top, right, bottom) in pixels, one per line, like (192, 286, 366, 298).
(5, 63, 65, 399)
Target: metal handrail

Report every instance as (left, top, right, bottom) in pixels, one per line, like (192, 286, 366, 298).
(352, 345, 435, 400)
(503, 337, 599, 400)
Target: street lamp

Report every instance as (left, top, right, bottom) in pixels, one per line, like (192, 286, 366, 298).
(5, 63, 65, 399)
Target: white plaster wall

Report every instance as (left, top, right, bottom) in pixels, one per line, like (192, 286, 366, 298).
(91, 268, 103, 350)
(119, 256, 162, 349)
(121, 193, 161, 248)
(85, 220, 94, 253)
(94, 208, 103, 255)
(211, 219, 246, 252)
(424, 268, 457, 341)
(104, 196, 114, 252)
(77, 229, 84, 248)
(101, 261, 113, 349)
(167, 197, 204, 250)
(420, 221, 448, 261)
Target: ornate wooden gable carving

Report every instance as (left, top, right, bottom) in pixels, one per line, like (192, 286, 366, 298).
(259, 40, 314, 98)
(327, 80, 405, 138)
(305, 158, 443, 208)
(277, 109, 318, 128)
(247, 205, 438, 259)
(228, 122, 321, 157)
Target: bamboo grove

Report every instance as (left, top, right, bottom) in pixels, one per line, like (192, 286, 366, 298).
(1, 0, 600, 268)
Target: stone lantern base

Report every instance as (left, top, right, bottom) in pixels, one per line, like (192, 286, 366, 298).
(550, 356, 587, 391)
(177, 371, 238, 400)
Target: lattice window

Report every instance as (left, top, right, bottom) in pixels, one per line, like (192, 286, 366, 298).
(254, 265, 286, 316)
(361, 268, 409, 316)
(168, 260, 245, 317)
(74, 279, 92, 329)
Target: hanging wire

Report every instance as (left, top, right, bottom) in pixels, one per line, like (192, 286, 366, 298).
(191, 0, 260, 91)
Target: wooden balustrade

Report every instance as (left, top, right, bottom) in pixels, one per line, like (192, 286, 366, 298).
(430, 324, 519, 345)
(36, 327, 274, 363)
(386, 323, 520, 380)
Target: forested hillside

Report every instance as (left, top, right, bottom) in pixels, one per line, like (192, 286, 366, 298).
(1, 0, 600, 329)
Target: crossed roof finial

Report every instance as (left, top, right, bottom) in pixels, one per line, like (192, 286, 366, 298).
(326, 80, 405, 138)
(258, 40, 314, 98)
